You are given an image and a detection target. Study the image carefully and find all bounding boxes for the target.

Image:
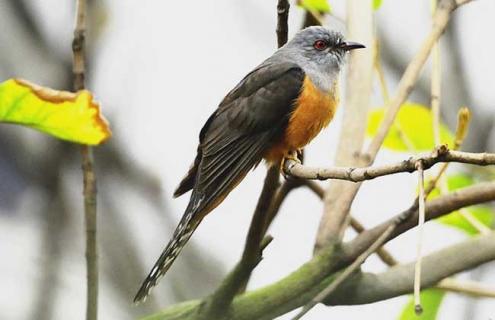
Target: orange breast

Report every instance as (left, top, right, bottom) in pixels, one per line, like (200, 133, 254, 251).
(265, 76, 339, 163)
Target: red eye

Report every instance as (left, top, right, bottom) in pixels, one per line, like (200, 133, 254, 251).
(313, 40, 327, 51)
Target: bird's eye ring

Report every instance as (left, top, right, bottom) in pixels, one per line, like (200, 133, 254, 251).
(313, 40, 328, 51)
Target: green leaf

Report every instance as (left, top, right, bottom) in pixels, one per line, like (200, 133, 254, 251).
(429, 174, 494, 235)
(373, 0, 383, 10)
(439, 206, 494, 236)
(0, 79, 111, 145)
(366, 103, 454, 152)
(298, 0, 331, 13)
(399, 289, 445, 320)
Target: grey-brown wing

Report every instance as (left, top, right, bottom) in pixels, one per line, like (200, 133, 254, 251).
(174, 62, 304, 216)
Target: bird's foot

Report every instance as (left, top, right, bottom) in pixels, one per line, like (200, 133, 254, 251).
(282, 150, 302, 179)
(284, 150, 302, 164)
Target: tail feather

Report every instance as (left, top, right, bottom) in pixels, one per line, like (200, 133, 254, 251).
(133, 193, 203, 303)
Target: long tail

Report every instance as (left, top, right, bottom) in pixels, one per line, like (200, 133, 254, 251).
(133, 193, 203, 303)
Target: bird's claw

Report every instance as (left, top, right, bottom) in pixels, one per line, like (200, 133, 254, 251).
(282, 150, 302, 179)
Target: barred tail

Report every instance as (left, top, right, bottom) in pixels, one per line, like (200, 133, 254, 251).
(133, 194, 203, 303)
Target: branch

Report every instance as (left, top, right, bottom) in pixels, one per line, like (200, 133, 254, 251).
(346, 181, 495, 259)
(142, 183, 495, 320)
(326, 232, 495, 306)
(316, 0, 374, 248)
(142, 232, 495, 320)
(315, 0, 474, 247)
(72, 1, 99, 319)
(293, 222, 396, 320)
(285, 146, 495, 182)
(197, 166, 279, 319)
(276, 0, 289, 48)
(305, 180, 495, 300)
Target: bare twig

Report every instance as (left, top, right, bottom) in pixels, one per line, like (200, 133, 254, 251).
(72, 1, 98, 319)
(437, 278, 495, 298)
(459, 208, 491, 235)
(431, 0, 442, 146)
(293, 223, 396, 320)
(276, 0, 290, 48)
(304, 180, 400, 266)
(414, 161, 426, 314)
(285, 146, 495, 182)
(347, 181, 495, 258)
(374, 40, 390, 103)
(316, 0, 474, 247)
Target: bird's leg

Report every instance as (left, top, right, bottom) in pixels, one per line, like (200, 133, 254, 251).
(282, 150, 302, 179)
(285, 149, 302, 164)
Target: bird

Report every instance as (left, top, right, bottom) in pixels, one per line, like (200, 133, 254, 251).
(134, 26, 364, 303)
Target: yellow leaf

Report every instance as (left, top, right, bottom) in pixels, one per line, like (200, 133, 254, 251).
(298, 0, 332, 13)
(0, 79, 111, 145)
(366, 103, 453, 152)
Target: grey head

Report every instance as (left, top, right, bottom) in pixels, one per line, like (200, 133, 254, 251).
(270, 26, 365, 92)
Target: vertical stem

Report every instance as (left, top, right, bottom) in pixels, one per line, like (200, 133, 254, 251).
(431, 0, 442, 146)
(72, 1, 98, 319)
(414, 161, 426, 315)
(81, 146, 98, 320)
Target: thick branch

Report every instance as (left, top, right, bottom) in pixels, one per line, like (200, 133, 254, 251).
(317, 0, 374, 248)
(315, 0, 473, 247)
(327, 232, 495, 305)
(142, 232, 495, 320)
(285, 147, 495, 182)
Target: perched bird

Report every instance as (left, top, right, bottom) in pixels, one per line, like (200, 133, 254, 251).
(134, 26, 364, 303)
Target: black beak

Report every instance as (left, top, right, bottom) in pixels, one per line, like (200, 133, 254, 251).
(340, 41, 366, 51)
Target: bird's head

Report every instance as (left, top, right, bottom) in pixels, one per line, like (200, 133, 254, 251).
(281, 26, 365, 77)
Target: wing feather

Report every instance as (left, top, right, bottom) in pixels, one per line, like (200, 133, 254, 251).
(176, 62, 305, 217)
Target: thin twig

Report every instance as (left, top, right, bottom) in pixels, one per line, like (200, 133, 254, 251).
(276, 0, 290, 48)
(431, 0, 442, 146)
(459, 208, 492, 235)
(293, 224, 397, 320)
(72, 1, 98, 319)
(347, 181, 495, 259)
(349, 217, 399, 265)
(304, 180, 400, 265)
(374, 39, 390, 103)
(414, 161, 426, 314)
(437, 278, 495, 298)
(285, 146, 495, 182)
